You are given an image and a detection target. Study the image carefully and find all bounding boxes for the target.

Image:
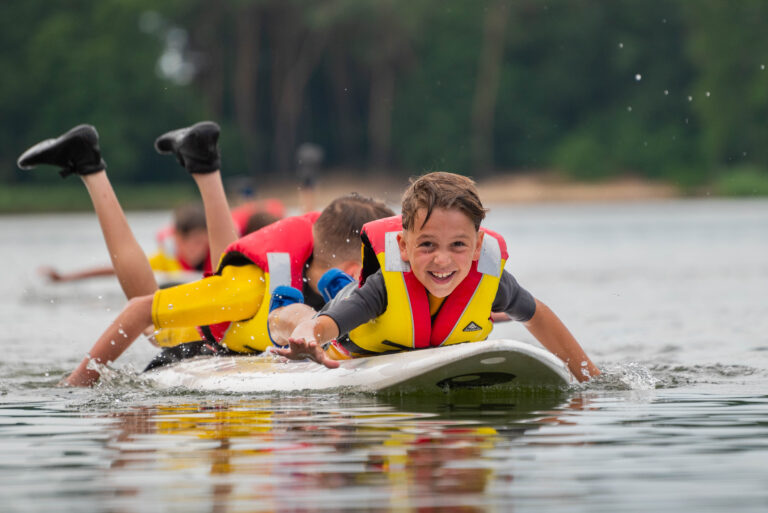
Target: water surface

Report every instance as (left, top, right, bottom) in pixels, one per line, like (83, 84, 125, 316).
(1, 199, 767, 512)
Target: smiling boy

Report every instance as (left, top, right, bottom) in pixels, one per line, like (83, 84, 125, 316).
(272, 171, 600, 382)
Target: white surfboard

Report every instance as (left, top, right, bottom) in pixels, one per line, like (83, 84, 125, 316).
(144, 339, 574, 394)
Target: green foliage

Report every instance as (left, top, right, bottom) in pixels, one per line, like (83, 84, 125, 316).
(0, 181, 200, 213)
(391, 3, 481, 172)
(0, 1, 203, 184)
(1, 0, 767, 198)
(684, 1, 768, 170)
(711, 166, 768, 197)
(552, 131, 610, 181)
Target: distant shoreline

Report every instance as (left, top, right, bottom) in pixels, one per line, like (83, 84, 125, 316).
(255, 171, 680, 210)
(1, 171, 759, 214)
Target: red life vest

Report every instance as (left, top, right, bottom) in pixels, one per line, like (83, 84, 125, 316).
(201, 212, 320, 348)
(341, 215, 508, 354)
(230, 199, 286, 235)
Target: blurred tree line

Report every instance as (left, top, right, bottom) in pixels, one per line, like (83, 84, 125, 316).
(2, 0, 768, 191)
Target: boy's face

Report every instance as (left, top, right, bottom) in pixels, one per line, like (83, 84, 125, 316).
(398, 207, 483, 298)
(175, 228, 209, 267)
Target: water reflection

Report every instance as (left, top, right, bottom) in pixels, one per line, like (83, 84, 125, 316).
(100, 392, 579, 512)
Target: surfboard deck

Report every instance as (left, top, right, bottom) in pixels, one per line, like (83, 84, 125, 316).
(145, 339, 574, 394)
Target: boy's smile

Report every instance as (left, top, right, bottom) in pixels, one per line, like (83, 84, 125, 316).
(398, 207, 484, 298)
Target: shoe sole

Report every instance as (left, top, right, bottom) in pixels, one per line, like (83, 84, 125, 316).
(17, 125, 99, 170)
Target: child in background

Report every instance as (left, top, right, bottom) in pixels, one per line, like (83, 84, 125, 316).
(40, 199, 282, 285)
(271, 172, 600, 382)
(39, 202, 211, 285)
(17, 122, 393, 386)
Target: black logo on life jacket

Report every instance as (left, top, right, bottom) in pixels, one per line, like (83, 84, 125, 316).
(463, 321, 482, 332)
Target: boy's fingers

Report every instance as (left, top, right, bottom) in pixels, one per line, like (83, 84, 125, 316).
(322, 357, 340, 369)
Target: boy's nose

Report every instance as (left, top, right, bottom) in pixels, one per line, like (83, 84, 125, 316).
(432, 251, 451, 266)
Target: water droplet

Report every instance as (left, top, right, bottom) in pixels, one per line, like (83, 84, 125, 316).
(627, 106, 632, 112)
(705, 91, 710, 97)
(97, 295, 103, 300)
(618, 42, 624, 49)
(687, 95, 693, 102)
(110, 340, 115, 346)
(635, 73, 642, 81)
(167, 304, 173, 310)
(762, 64, 766, 70)
(664, 90, 669, 95)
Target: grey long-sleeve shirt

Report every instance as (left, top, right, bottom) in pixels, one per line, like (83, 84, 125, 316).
(318, 268, 536, 337)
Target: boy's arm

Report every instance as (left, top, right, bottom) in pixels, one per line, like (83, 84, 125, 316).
(268, 303, 317, 347)
(39, 265, 116, 283)
(62, 295, 154, 386)
(272, 271, 387, 367)
(273, 315, 341, 368)
(523, 298, 600, 382)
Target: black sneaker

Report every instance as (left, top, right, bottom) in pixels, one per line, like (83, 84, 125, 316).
(17, 124, 106, 178)
(155, 121, 221, 174)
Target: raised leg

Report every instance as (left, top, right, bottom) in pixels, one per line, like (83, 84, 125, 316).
(81, 171, 158, 298)
(17, 125, 157, 298)
(155, 121, 238, 265)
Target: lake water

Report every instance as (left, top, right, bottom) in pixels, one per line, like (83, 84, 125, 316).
(1, 199, 767, 512)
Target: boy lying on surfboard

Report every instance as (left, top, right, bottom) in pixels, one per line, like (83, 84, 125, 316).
(270, 172, 600, 382)
(18, 122, 393, 387)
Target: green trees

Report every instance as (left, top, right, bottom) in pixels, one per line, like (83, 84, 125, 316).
(2, 0, 767, 192)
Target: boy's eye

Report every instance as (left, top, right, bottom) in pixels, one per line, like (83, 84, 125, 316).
(418, 241, 434, 249)
(451, 241, 467, 248)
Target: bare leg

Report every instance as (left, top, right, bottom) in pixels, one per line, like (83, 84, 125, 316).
(154, 121, 238, 266)
(81, 171, 158, 298)
(16, 125, 157, 300)
(192, 171, 239, 266)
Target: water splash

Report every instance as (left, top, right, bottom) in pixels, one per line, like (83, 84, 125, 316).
(585, 362, 659, 391)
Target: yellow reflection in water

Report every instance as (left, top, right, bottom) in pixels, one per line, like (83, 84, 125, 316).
(104, 394, 583, 511)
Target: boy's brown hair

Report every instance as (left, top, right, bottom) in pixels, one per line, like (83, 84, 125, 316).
(173, 203, 207, 235)
(314, 193, 394, 264)
(401, 171, 487, 231)
(244, 211, 280, 235)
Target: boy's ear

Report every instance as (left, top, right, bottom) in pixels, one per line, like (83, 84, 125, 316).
(339, 261, 363, 280)
(397, 231, 409, 262)
(472, 231, 484, 261)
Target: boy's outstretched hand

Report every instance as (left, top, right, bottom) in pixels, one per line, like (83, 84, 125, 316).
(274, 337, 340, 369)
(273, 317, 341, 369)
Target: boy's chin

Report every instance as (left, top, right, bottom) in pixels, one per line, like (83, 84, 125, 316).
(425, 283, 460, 299)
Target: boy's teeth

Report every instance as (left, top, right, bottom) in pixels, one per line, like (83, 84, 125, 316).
(432, 271, 452, 278)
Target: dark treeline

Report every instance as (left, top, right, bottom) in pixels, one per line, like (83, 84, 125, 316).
(3, 0, 768, 190)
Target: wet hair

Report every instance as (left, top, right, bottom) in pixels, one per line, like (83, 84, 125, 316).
(313, 193, 395, 265)
(401, 171, 487, 231)
(173, 203, 207, 235)
(244, 211, 280, 235)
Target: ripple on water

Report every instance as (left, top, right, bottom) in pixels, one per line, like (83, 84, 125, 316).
(650, 362, 762, 388)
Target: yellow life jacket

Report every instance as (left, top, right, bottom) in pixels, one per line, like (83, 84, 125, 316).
(201, 212, 320, 352)
(339, 216, 508, 355)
